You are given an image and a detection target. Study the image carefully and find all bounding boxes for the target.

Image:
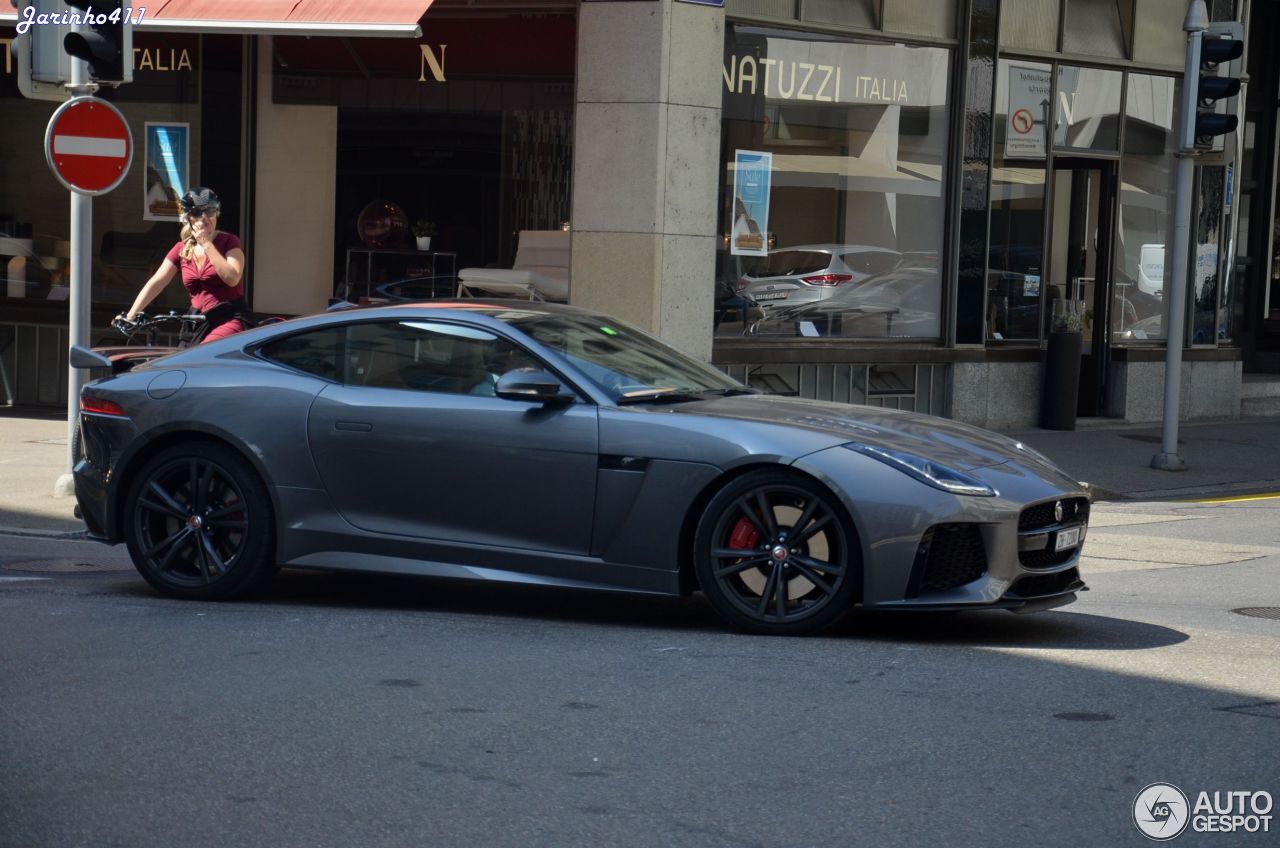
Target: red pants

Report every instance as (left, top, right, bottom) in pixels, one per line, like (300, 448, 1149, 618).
(202, 318, 246, 343)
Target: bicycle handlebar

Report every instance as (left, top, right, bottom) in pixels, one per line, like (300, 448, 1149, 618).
(111, 311, 207, 342)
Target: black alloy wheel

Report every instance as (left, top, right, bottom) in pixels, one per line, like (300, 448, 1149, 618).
(694, 469, 860, 635)
(123, 443, 276, 600)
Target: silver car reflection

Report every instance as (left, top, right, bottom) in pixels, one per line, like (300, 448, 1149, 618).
(739, 244, 902, 310)
(73, 301, 1088, 635)
(755, 264, 942, 339)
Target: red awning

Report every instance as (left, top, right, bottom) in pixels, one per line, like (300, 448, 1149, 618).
(138, 1, 433, 37)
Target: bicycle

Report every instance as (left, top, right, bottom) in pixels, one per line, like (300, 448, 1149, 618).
(110, 310, 210, 348)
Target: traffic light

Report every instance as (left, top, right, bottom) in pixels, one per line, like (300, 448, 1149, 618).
(62, 1, 133, 85)
(1193, 22, 1244, 151)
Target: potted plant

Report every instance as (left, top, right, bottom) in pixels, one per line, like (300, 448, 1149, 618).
(412, 219, 437, 251)
(1050, 298, 1086, 333)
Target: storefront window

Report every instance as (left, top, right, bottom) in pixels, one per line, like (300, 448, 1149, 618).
(717, 24, 952, 340)
(1193, 166, 1229, 345)
(271, 14, 576, 289)
(1113, 72, 1178, 342)
(988, 59, 1051, 341)
(0, 32, 222, 314)
(1054, 65, 1122, 153)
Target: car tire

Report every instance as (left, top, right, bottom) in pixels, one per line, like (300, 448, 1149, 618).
(123, 442, 276, 601)
(694, 469, 861, 635)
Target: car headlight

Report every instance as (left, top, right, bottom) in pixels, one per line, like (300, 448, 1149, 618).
(843, 443, 997, 497)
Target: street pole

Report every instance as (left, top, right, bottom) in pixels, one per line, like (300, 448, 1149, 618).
(53, 25, 98, 498)
(1152, 0, 1209, 471)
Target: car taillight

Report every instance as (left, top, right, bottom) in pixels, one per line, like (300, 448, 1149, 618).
(801, 274, 853, 287)
(81, 397, 126, 417)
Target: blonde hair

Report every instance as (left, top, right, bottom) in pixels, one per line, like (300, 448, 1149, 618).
(179, 221, 196, 261)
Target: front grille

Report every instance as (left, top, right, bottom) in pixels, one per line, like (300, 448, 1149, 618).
(906, 524, 987, 597)
(1020, 497, 1090, 531)
(1007, 568, 1082, 599)
(1018, 497, 1090, 568)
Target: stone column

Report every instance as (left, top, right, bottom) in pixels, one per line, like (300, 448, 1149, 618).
(253, 36, 337, 317)
(570, 0, 724, 360)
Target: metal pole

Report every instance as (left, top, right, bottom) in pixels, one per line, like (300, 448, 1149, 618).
(1152, 0, 1209, 471)
(54, 27, 98, 498)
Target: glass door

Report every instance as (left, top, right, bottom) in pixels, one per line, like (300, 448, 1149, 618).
(1047, 159, 1119, 416)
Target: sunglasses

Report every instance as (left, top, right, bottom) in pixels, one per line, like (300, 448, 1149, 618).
(185, 206, 218, 218)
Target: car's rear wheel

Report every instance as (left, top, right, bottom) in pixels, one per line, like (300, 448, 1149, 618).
(123, 443, 276, 600)
(694, 469, 860, 635)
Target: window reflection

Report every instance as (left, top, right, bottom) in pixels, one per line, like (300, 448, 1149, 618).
(717, 25, 951, 340)
(1113, 73, 1177, 342)
(988, 59, 1051, 341)
(1054, 65, 1122, 152)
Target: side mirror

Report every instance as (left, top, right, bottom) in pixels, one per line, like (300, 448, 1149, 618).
(69, 345, 112, 370)
(495, 368, 575, 404)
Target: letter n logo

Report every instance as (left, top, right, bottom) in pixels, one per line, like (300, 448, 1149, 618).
(419, 44, 447, 82)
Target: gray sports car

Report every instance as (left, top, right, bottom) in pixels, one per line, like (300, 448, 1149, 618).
(72, 301, 1089, 635)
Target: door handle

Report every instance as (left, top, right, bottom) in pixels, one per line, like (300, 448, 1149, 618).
(334, 421, 373, 432)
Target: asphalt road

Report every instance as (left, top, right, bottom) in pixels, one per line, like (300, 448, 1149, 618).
(2, 498, 1279, 848)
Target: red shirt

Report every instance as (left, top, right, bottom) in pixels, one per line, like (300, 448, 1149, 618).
(164, 231, 244, 314)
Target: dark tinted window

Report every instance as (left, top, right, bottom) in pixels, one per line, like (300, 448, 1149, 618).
(259, 327, 345, 381)
(260, 321, 539, 395)
(346, 321, 538, 396)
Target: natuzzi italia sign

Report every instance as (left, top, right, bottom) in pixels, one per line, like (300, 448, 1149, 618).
(724, 37, 948, 108)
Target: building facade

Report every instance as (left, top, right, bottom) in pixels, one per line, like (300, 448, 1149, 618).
(0, 0, 1273, 427)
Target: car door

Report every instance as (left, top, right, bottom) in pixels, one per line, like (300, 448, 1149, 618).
(304, 319, 598, 554)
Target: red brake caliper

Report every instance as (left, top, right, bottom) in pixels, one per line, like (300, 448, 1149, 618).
(729, 518, 759, 553)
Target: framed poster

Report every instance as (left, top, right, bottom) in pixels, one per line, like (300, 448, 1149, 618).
(731, 149, 772, 257)
(144, 123, 189, 221)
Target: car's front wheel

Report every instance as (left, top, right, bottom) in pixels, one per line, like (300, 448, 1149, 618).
(123, 442, 276, 600)
(694, 469, 860, 635)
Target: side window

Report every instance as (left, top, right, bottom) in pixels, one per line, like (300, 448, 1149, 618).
(843, 251, 900, 276)
(345, 321, 540, 396)
(259, 327, 345, 381)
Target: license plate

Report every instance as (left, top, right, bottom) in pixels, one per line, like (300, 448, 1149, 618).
(755, 291, 790, 300)
(1054, 525, 1082, 552)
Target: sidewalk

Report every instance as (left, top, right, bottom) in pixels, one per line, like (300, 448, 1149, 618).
(1004, 417, 1280, 501)
(0, 407, 82, 536)
(2, 406, 1279, 538)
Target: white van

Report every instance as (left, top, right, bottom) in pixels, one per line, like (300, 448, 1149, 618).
(1137, 244, 1165, 297)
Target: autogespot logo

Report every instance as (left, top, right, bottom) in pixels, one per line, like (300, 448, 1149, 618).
(1134, 783, 1191, 841)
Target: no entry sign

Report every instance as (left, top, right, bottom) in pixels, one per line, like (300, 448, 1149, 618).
(44, 96, 133, 195)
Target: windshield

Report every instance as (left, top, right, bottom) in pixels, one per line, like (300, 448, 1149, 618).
(496, 311, 744, 401)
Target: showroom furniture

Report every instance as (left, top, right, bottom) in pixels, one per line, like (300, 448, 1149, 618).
(456, 230, 569, 301)
(342, 248, 457, 302)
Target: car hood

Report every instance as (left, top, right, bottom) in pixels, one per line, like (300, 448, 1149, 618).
(674, 394, 1058, 474)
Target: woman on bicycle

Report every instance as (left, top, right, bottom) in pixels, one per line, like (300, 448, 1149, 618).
(122, 187, 248, 343)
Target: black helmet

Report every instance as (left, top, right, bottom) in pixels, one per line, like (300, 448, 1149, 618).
(179, 186, 221, 217)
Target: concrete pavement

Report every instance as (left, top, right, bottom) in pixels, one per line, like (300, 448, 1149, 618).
(1005, 416, 1280, 501)
(0, 407, 80, 536)
(2, 405, 1279, 539)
